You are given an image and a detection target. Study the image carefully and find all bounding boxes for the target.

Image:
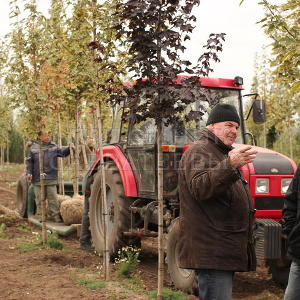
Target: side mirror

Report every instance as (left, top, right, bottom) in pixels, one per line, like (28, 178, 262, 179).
(252, 99, 266, 124)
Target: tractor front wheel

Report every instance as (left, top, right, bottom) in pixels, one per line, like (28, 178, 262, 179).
(268, 259, 290, 287)
(89, 161, 134, 255)
(15, 174, 28, 218)
(166, 218, 198, 294)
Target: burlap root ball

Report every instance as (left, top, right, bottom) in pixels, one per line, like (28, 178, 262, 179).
(57, 194, 71, 207)
(60, 195, 84, 225)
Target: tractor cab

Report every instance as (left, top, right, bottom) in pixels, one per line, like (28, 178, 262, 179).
(108, 78, 246, 202)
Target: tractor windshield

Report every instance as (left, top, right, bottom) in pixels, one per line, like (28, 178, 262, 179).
(164, 87, 243, 145)
(117, 87, 243, 147)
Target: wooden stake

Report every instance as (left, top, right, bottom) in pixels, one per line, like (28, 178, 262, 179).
(157, 123, 164, 300)
(79, 119, 88, 170)
(73, 104, 80, 197)
(38, 143, 47, 244)
(96, 101, 110, 280)
(57, 113, 65, 195)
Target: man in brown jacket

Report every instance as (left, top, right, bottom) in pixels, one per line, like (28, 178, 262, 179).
(178, 103, 257, 300)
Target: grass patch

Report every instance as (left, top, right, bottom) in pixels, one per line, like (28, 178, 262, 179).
(108, 291, 130, 299)
(35, 231, 64, 250)
(149, 288, 188, 300)
(127, 276, 143, 286)
(45, 232, 64, 250)
(115, 246, 140, 278)
(0, 223, 7, 239)
(74, 267, 92, 274)
(118, 283, 147, 294)
(117, 275, 147, 294)
(77, 278, 106, 290)
(18, 243, 40, 252)
(16, 224, 34, 232)
(8, 182, 17, 188)
(0, 164, 24, 180)
(17, 231, 64, 252)
(0, 214, 13, 221)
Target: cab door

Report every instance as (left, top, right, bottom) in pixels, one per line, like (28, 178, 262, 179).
(125, 120, 157, 199)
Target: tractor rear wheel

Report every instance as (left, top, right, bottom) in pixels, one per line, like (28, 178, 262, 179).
(89, 161, 135, 255)
(16, 174, 28, 218)
(268, 259, 290, 287)
(166, 218, 198, 294)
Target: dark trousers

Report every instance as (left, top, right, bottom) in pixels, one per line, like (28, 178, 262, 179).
(79, 176, 92, 246)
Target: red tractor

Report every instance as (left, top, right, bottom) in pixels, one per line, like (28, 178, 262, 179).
(85, 75, 296, 292)
(16, 75, 296, 292)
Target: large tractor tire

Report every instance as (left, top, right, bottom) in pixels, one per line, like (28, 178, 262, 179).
(166, 218, 198, 294)
(89, 161, 134, 255)
(16, 174, 28, 218)
(267, 237, 291, 287)
(268, 263, 290, 286)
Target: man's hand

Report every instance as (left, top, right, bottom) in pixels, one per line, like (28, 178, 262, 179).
(69, 145, 76, 152)
(229, 145, 257, 169)
(27, 174, 32, 184)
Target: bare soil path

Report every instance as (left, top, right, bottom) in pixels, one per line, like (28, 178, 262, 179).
(0, 164, 285, 299)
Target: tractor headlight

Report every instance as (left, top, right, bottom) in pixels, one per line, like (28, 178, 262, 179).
(256, 178, 269, 194)
(281, 178, 292, 194)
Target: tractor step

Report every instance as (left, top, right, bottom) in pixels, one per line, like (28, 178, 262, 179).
(123, 229, 158, 238)
(28, 215, 80, 237)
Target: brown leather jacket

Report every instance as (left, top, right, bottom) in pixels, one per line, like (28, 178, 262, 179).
(178, 128, 256, 271)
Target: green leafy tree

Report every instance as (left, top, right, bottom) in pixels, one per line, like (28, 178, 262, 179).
(259, 0, 300, 94)
(247, 52, 298, 159)
(118, 1, 226, 297)
(0, 38, 13, 164)
(7, 0, 50, 137)
(86, 0, 130, 280)
(8, 126, 24, 163)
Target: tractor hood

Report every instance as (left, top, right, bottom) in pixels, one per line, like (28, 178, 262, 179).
(233, 144, 297, 175)
(182, 142, 297, 175)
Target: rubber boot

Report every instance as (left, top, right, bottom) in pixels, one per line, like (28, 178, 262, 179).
(79, 193, 93, 250)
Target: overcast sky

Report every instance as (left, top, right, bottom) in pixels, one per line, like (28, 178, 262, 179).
(0, 0, 277, 92)
(185, 0, 273, 92)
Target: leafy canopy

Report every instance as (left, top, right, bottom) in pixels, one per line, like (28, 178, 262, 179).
(118, 0, 226, 126)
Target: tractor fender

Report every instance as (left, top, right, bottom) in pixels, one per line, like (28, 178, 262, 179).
(89, 145, 137, 197)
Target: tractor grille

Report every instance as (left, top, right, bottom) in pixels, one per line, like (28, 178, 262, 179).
(254, 218, 282, 259)
(255, 197, 284, 210)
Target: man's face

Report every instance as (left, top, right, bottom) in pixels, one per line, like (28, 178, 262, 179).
(210, 121, 239, 146)
(40, 133, 50, 143)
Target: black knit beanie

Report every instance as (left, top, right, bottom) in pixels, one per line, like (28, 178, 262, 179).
(206, 103, 240, 126)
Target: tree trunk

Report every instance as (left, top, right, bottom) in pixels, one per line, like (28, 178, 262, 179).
(96, 101, 110, 280)
(38, 143, 47, 244)
(157, 123, 164, 300)
(288, 120, 293, 159)
(263, 123, 267, 149)
(6, 135, 9, 164)
(0, 146, 3, 166)
(90, 0, 109, 280)
(57, 113, 65, 195)
(1, 146, 4, 165)
(79, 119, 88, 170)
(157, 2, 164, 298)
(73, 104, 80, 197)
(23, 139, 26, 165)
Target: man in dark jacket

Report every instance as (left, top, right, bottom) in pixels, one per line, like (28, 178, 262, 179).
(178, 103, 257, 300)
(26, 131, 71, 222)
(282, 165, 300, 300)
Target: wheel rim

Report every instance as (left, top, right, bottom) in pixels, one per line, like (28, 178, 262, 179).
(106, 186, 114, 235)
(16, 185, 23, 211)
(96, 185, 114, 237)
(175, 239, 194, 279)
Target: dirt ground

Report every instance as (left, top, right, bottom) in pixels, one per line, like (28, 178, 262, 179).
(0, 164, 285, 300)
